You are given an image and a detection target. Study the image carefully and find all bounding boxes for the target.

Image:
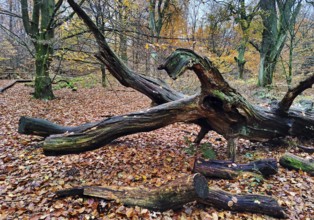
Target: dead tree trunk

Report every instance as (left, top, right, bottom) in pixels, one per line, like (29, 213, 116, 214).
(17, 0, 314, 157)
(56, 173, 286, 218)
(18, 49, 314, 155)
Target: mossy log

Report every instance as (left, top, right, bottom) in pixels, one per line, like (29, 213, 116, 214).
(193, 158, 278, 179)
(56, 173, 286, 218)
(56, 173, 209, 211)
(279, 153, 314, 176)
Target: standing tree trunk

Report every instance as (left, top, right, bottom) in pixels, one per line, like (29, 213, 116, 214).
(20, 0, 55, 100)
(258, 0, 302, 87)
(231, 0, 259, 79)
(33, 41, 54, 99)
(235, 43, 246, 79)
(118, 0, 128, 62)
(101, 64, 107, 87)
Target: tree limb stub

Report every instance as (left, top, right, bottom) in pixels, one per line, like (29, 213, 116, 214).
(193, 158, 278, 179)
(56, 173, 286, 218)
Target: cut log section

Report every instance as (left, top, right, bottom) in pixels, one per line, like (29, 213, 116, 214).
(57, 173, 209, 211)
(279, 153, 314, 176)
(0, 79, 32, 93)
(193, 158, 278, 179)
(56, 173, 286, 218)
(201, 188, 287, 218)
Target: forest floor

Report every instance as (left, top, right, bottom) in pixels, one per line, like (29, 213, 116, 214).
(0, 78, 313, 220)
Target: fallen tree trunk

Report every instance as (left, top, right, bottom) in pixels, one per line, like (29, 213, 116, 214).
(18, 49, 314, 156)
(0, 79, 32, 93)
(193, 158, 278, 179)
(279, 153, 314, 176)
(56, 173, 287, 218)
(17, 1, 314, 158)
(57, 173, 209, 211)
(40, 96, 201, 155)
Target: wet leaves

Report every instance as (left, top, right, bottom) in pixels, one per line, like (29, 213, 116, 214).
(0, 83, 313, 219)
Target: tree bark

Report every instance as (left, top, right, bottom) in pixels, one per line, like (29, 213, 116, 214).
(193, 158, 278, 179)
(279, 153, 314, 176)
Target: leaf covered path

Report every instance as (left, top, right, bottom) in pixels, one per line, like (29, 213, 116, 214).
(0, 82, 313, 219)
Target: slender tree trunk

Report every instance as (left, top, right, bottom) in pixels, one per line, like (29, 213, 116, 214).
(118, 0, 128, 62)
(101, 64, 106, 87)
(119, 34, 127, 62)
(33, 42, 54, 100)
(235, 43, 247, 79)
(258, 0, 301, 87)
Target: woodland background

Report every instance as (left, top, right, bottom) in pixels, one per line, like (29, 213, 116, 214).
(0, 0, 314, 219)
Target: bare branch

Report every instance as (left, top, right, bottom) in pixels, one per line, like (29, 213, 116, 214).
(278, 74, 314, 113)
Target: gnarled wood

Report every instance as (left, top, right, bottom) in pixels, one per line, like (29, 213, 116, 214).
(17, 0, 314, 156)
(193, 158, 278, 179)
(18, 48, 314, 157)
